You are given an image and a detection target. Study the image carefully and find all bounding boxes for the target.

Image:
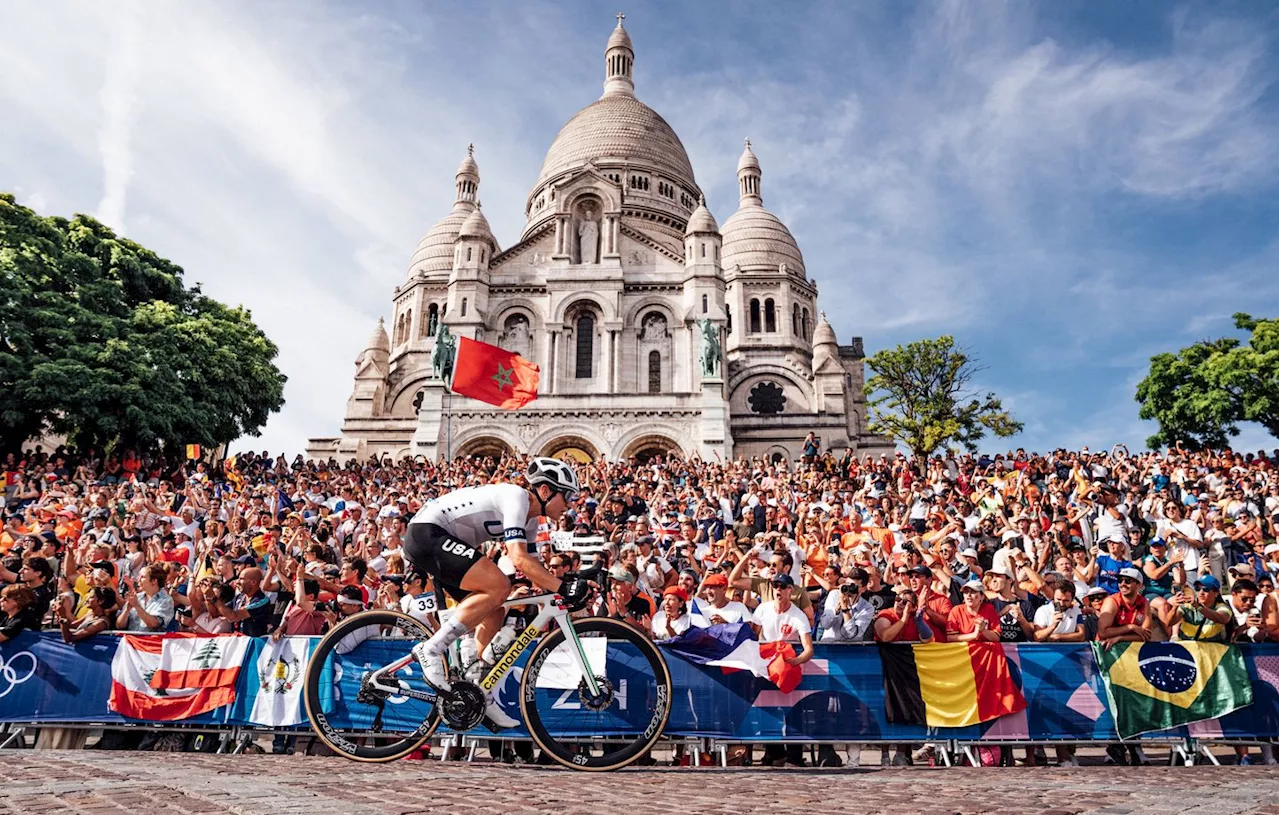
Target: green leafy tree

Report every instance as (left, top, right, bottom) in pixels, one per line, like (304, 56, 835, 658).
(0, 193, 286, 455)
(1135, 313, 1278, 450)
(863, 335, 1022, 466)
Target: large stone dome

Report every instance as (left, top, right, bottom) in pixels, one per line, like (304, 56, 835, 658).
(407, 202, 473, 276)
(721, 206, 805, 276)
(533, 94, 698, 194)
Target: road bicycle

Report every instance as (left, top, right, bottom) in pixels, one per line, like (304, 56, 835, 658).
(303, 591, 672, 771)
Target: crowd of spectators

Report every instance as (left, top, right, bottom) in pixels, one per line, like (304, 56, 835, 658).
(2, 440, 1277, 765)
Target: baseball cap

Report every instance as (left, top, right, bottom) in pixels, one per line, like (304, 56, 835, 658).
(608, 566, 634, 584)
(1084, 586, 1108, 598)
(1118, 567, 1144, 582)
(959, 548, 979, 559)
(1193, 575, 1222, 591)
(908, 565, 931, 577)
(770, 573, 795, 588)
(1149, 537, 1167, 547)
(961, 579, 984, 593)
(88, 560, 116, 577)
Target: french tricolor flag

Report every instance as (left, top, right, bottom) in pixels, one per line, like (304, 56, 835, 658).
(663, 622, 802, 693)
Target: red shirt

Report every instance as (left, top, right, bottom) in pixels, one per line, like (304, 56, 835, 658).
(946, 601, 1001, 637)
(921, 589, 954, 643)
(280, 604, 326, 636)
(1111, 593, 1148, 627)
(874, 609, 923, 643)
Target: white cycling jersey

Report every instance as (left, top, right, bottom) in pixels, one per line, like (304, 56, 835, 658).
(410, 483, 540, 549)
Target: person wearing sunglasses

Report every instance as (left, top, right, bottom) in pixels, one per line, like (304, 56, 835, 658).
(1169, 574, 1232, 643)
(1096, 567, 1154, 645)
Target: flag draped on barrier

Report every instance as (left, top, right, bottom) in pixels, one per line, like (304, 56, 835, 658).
(232, 636, 322, 727)
(661, 623, 802, 693)
(1091, 641, 1253, 739)
(878, 642, 1027, 728)
(110, 634, 248, 721)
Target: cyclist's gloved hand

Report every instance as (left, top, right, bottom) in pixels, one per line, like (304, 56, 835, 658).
(557, 574, 591, 612)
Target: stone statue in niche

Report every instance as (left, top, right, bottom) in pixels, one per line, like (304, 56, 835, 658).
(577, 201, 599, 264)
(501, 314, 533, 359)
(640, 313, 668, 343)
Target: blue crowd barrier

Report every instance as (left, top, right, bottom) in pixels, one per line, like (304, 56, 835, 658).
(1, 632, 1275, 743)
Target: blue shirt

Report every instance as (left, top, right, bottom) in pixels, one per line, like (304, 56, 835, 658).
(1096, 554, 1132, 595)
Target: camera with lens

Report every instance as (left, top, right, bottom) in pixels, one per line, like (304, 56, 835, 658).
(839, 583, 858, 596)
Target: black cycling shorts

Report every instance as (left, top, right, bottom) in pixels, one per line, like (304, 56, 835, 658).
(403, 522, 485, 602)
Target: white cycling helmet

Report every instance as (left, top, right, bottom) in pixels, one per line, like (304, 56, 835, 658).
(527, 456, 581, 500)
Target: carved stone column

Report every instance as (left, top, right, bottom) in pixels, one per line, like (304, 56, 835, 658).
(601, 329, 613, 393)
(547, 330, 558, 394)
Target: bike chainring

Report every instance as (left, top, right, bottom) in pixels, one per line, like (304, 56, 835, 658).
(440, 680, 486, 732)
(578, 675, 615, 712)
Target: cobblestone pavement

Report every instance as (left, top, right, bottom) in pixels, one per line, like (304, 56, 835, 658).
(0, 752, 1275, 815)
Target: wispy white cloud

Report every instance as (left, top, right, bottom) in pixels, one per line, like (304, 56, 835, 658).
(94, 5, 142, 231)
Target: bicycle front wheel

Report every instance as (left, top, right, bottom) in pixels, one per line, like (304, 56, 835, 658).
(303, 610, 441, 762)
(520, 617, 672, 771)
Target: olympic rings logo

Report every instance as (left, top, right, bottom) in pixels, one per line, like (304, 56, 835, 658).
(0, 651, 38, 699)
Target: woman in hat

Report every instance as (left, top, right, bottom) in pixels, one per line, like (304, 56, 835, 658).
(651, 586, 691, 639)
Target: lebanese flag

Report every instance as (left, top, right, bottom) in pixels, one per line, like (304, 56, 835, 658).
(449, 336, 539, 409)
(109, 634, 248, 721)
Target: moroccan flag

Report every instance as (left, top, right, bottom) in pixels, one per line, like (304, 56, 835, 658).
(450, 336, 539, 409)
(1092, 641, 1253, 739)
(879, 642, 1026, 727)
(185, 444, 201, 459)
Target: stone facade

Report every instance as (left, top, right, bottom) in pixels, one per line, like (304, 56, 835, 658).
(306, 17, 891, 464)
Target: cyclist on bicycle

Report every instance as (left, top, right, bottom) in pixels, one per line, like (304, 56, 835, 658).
(405, 456, 588, 729)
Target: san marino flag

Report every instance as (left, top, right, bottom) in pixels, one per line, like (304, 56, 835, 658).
(231, 637, 326, 727)
(1092, 641, 1253, 739)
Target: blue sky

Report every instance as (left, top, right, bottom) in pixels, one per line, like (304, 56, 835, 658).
(2, 1, 1276, 455)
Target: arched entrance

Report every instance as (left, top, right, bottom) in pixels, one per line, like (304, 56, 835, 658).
(456, 436, 515, 460)
(539, 435, 600, 464)
(620, 434, 682, 463)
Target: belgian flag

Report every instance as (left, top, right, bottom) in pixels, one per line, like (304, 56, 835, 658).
(879, 642, 1027, 727)
(1092, 641, 1253, 739)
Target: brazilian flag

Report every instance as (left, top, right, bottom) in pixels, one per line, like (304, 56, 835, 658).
(1092, 641, 1253, 738)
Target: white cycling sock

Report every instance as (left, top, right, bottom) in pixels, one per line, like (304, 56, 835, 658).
(421, 615, 470, 659)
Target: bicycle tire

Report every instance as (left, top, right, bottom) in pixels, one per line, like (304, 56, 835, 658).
(303, 610, 442, 762)
(519, 617, 672, 771)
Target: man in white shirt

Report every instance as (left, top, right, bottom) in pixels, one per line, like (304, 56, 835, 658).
(751, 574, 814, 654)
(1032, 584, 1084, 642)
(692, 572, 750, 626)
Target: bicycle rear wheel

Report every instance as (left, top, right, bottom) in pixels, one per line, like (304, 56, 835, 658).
(303, 610, 441, 762)
(520, 617, 672, 771)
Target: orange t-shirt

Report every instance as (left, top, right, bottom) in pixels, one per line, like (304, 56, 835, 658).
(946, 602, 1000, 637)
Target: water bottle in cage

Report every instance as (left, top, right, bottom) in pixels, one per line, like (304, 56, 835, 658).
(481, 624, 517, 664)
